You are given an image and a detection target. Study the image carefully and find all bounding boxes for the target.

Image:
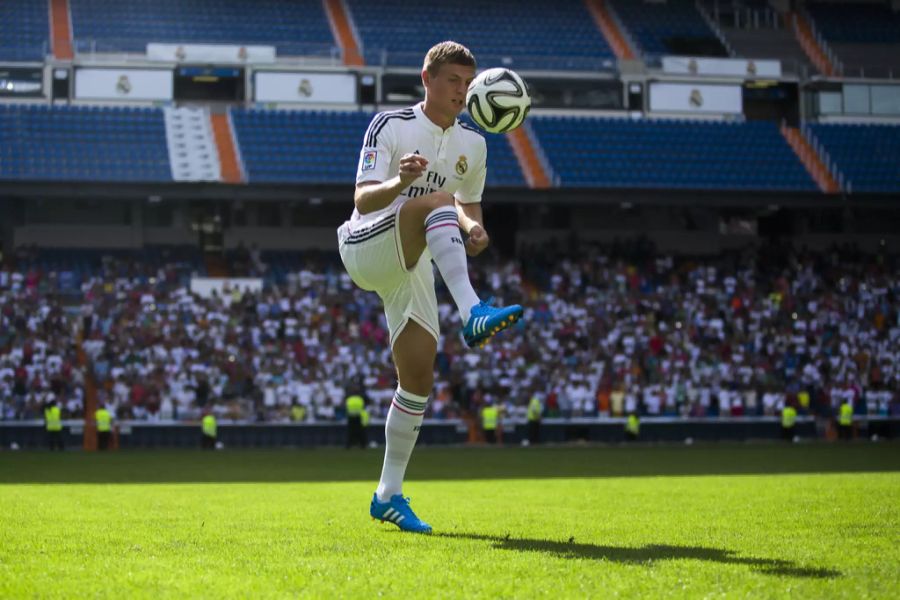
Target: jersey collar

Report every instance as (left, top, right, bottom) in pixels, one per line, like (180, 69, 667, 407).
(414, 102, 456, 136)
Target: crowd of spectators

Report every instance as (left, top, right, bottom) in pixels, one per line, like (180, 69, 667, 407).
(1, 238, 898, 423)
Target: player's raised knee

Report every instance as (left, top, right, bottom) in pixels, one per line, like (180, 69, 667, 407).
(427, 191, 455, 208)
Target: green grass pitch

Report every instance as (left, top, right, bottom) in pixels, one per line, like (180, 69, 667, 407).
(1, 442, 898, 598)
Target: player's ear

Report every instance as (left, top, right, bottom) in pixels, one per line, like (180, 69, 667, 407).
(421, 68, 430, 89)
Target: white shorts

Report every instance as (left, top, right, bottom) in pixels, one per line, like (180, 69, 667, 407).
(337, 206, 440, 349)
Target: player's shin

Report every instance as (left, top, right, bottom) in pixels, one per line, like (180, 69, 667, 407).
(375, 387, 428, 501)
(424, 206, 480, 323)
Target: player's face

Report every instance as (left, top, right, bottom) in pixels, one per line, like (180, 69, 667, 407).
(424, 63, 476, 118)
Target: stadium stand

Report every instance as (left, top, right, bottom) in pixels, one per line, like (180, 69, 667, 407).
(806, 2, 900, 76)
(230, 109, 373, 184)
(345, 0, 615, 70)
(3, 241, 898, 422)
(608, 0, 727, 57)
(809, 123, 900, 194)
(0, 0, 49, 62)
(806, 2, 900, 44)
(530, 116, 817, 191)
(9, 246, 205, 292)
(68, 0, 336, 57)
(458, 115, 526, 187)
(714, 16, 815, 75)
(0, 105, 172, 182)
(229, 108, 525, 187)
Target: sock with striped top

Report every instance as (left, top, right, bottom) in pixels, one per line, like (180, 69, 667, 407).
(376, 386, 428, 502)
(424, 206, 480, 324)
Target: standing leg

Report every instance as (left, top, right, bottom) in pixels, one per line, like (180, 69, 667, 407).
(375, 320, 435, 502)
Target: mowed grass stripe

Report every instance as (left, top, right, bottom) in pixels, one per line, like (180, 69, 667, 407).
(1, 473, 897, 597)
(1, 442, 898, 484)
(1, 445, 898, 597)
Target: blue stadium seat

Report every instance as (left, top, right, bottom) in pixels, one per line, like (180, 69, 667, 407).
(0, 0, 49, 62)
(230, 108, 525, 187)
(345, 0, 614, 70)
(806, 3, 900, 44)
(0, 104, 172, 182)
(15, 246, 206, 291)
(457, 114, 526, 187)
(809, 123, 900, 194)
(530, 116, 817, 192)
(609, 0, 723, 57)
(69, 0, 336, 57)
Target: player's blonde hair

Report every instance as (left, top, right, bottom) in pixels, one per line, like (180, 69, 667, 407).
(423, 41, 476, 76)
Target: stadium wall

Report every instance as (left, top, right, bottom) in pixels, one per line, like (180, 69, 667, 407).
(4, 418, 898, 450)
(8, 217, 900, 254)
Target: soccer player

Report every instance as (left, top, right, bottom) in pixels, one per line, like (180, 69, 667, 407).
(337, 41, 523, 534)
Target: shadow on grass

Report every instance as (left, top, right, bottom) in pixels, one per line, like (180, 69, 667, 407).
(433, 532, 841, 579)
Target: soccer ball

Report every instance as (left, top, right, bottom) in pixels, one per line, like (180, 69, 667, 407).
(10, 442, 20, 451)
(466, 68, 531, 134)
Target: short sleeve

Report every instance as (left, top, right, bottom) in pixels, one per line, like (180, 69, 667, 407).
(355, 113, 395, 185)
(454, 138, 486, 204)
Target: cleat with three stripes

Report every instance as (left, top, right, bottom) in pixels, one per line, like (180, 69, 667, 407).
(370, 493, 432, 534)
(462, 297, 524, 349)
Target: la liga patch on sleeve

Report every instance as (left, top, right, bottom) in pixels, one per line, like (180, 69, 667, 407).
(362, 150, 377, 171)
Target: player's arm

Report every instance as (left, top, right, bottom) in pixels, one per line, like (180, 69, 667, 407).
(354, 154, 427, 215)
(455, 200, 483, 233)
(454, 145, 488, 257)
(353, 114, 427, 215)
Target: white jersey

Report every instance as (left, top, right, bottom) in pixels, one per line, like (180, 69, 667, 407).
(350, 102, 487, 229)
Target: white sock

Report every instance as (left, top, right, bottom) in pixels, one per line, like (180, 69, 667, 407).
(376, 386, 428, 502)
(424, 206, 480, 323)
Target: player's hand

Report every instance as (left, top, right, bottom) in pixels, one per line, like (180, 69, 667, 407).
(466, 225, 489, 257)
(398, 153, 428, 186)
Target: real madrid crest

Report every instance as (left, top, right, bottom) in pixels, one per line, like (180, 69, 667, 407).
(116, 75, 132, 95)
(455, 155, 468, 176)
(689, 89, 703, 108)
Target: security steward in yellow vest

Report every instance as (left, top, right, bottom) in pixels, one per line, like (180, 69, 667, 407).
(781, 405, 797, 441)
(95, 406, 112, 451)
(625, 413, 640, 442)
(290, 403, 306, 422)
(201, 413, 218, 450)
(526, 395, 543, 445)
(838, 401, 854, 440)
(345, 394, 366, 449)
(44, 400, 64, 451)
(482, 403, 499, 444)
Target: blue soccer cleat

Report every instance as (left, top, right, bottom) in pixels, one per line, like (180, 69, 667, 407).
(370, 493, 432, 534)
(462, 298, 524, 349)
